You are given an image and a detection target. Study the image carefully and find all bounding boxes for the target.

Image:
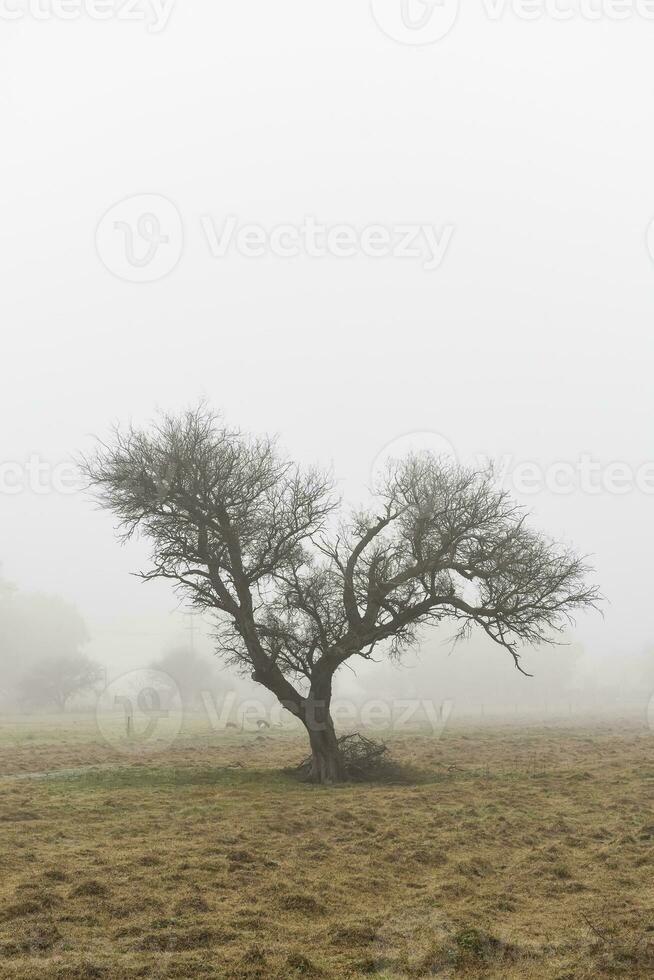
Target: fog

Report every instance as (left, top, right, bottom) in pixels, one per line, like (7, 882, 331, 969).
(1, 5, 653, 719)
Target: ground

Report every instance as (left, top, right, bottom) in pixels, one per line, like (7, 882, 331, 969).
(0, 714, 652, 978)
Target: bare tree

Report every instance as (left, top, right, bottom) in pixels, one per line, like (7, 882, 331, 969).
(150, 645, 218, 709)
(0, 584, 89, 703)
(18, 654, 103, 712)
(81, 407, 599, 783)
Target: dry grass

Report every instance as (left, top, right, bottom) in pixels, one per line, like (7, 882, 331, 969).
(0, 715, 653, 978)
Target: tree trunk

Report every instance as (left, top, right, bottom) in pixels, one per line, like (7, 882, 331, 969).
(255, 666, 345, 784)
(303, 678, 345, 784)
(306, 718, 345, 784)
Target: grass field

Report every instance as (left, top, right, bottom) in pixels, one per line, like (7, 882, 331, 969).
(0, 714, 652, 978)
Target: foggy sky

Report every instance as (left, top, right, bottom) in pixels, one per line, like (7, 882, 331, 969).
(1, 4, 653, 695)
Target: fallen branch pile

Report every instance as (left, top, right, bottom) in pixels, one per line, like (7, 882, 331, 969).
(293, 732, 389, 782)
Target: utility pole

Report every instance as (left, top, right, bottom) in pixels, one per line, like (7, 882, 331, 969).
(183, 609, 202, 653)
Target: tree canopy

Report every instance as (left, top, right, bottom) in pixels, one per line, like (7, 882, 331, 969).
(0, 581, 90, 705)
(83, 407, 599, 781)
(17, 653, 103, 712)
